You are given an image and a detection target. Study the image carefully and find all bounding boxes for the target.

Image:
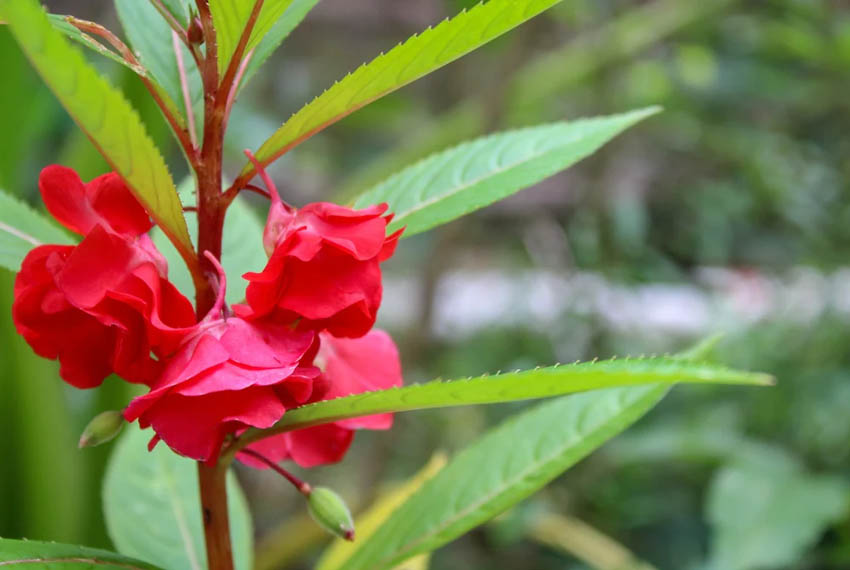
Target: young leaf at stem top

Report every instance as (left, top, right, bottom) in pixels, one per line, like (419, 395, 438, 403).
(211, 0, 297, 76)
(230, 0, 569, 191)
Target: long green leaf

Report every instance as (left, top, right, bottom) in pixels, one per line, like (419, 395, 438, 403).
(0, 538, 162, 569)
(0, 188, 74, 272)
(243, 0, 321, 84)
(115, 0, 203, 123)
(237, 0, 567, 180)
(354, 107, 659, 237)
(103, 425, 253, 570)
(338, 385, 670, 570)
(211, 0, 295, 75)
(237, 357, 771, 446)
(0, 0, 195, 268)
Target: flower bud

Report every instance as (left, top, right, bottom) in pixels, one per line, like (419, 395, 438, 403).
(307, 487, 355, 541)
(78, 410, 124, 448)
(187, 17, 204, 45)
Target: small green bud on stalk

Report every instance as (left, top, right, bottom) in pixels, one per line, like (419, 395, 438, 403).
(78, 410, 124, 448)
(308, 487, 356, 541)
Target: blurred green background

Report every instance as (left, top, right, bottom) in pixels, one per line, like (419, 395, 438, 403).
(2, 1, 850, 569)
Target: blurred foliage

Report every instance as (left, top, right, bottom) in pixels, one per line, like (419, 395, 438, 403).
(2, 1, 850, 569)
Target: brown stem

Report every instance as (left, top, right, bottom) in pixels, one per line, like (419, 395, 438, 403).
(198, 463, 235, 570)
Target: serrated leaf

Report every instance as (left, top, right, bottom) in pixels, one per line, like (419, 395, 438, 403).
(238, 0, 567, 180)
(212, 0, 297, 75)
(47, 13, 141, 73)
(103, 424, 253, 570)
(354, 107, 659, 237)
(0, 0, 195, 268)
(318, 453, 448, 570)
(0, 188, 74, 272)
(115, 0, 203, 124)
(338, 385, 669, 570)
(237, 357, 771, 446)
(0, 538, 162, 569)
(707, 453, 850, 570)
(243, 0, 321, 85)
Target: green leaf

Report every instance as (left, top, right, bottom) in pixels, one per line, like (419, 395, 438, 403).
(103, 425, 254, 570)
(0, 0, 195, 268)
(115, 0, 203, 125)
(242, 0, 320, 84)
(238, 0, 567, 180)
(0, 188, 74, 272)
(0, 538, 162, 569)
(211, 0, 297, 75)
(47, 13, 142, 73)
(237, 357, 771, 445)
(707, 452, 849, 570)
(337, 385, 670, 570)
(353, 107, 659, 237)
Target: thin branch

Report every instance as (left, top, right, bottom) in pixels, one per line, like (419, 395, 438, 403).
(173, 30, 198, 147)
(238, 449, 312, 495)
(242, 184, 271, 199)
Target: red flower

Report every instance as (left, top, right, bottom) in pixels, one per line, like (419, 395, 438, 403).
(239, 202, 402, 338)
(237, 329, 402, 468)
(124, 317, 319, 463)
(11, 166, 195, 388)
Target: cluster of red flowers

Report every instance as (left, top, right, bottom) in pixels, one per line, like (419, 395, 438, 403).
(12, 166, 403, 467)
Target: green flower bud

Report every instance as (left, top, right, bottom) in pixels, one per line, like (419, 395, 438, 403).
(78, 410, 124, 448)
(307, 487, 355, 541)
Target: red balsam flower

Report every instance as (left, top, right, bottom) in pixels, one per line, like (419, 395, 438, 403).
(12, 166, 195, 388)
(124, 315, 320, 463)
(239, 200, 402, 338)
(12, 164, 405, 469)
(238, 329, 403, 468)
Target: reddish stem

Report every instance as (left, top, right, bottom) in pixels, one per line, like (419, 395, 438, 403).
(239, 449, 312, 496)
(192, 5, 234, 570)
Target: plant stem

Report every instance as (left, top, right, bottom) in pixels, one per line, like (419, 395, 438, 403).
(192, 4, 234, 570)
(198, 463, 235, 570)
